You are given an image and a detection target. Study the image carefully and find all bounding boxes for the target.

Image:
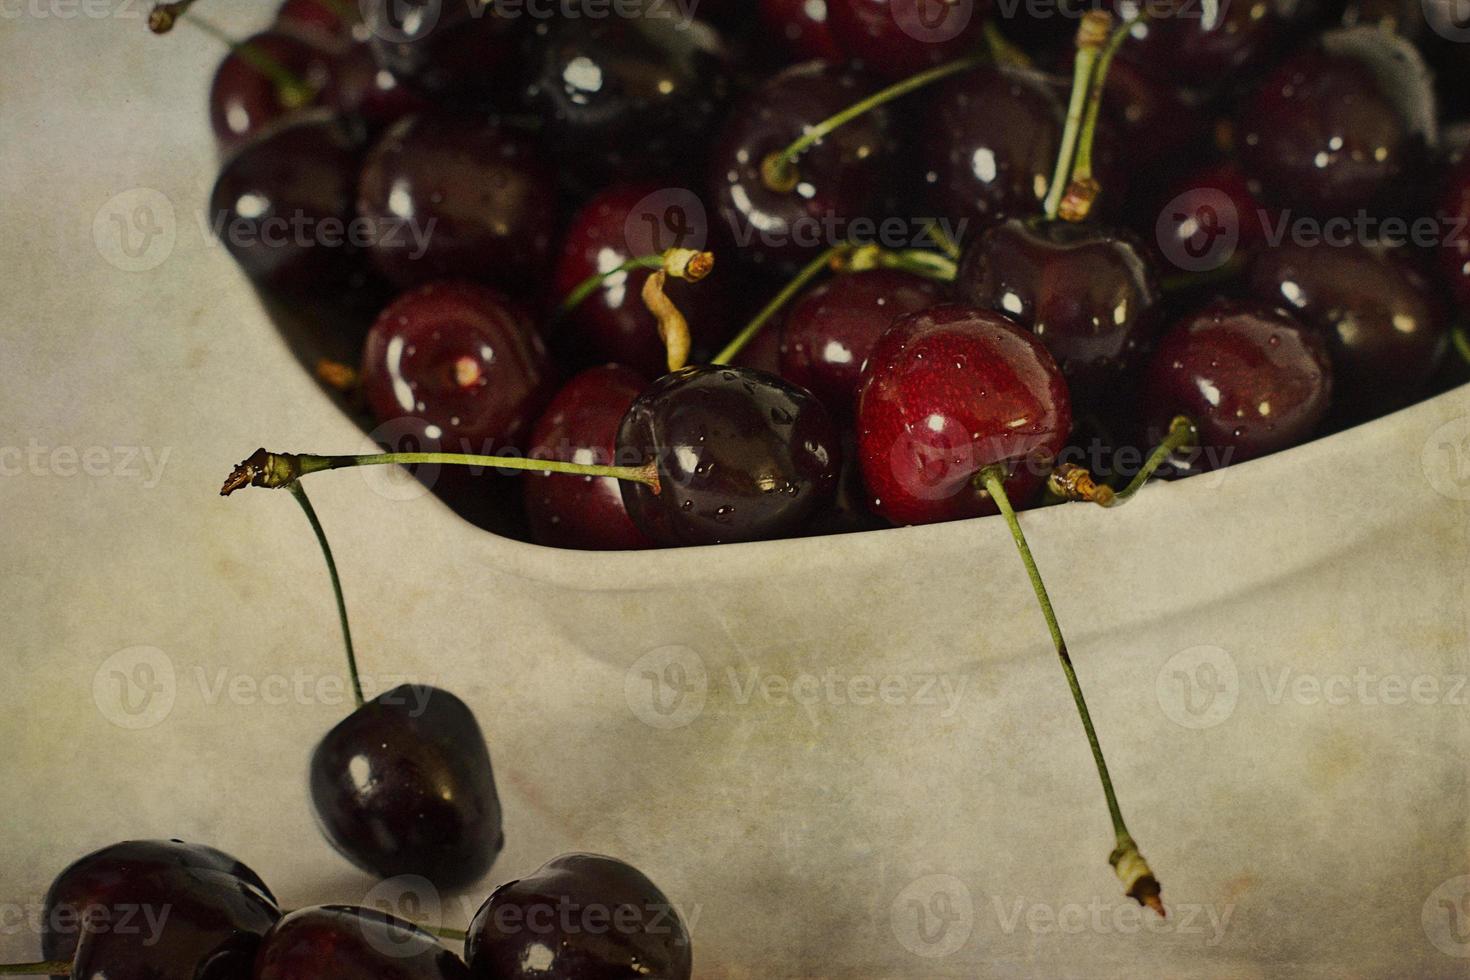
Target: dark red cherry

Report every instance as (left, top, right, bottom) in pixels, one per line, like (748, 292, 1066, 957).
(357, 114, 556, 292)
(617, 365, 841, 546)
(551, 183, 730, 377)
(525, 366, 653, 551)
(275, 0, 359, 43)
(1111, 0, 1314, 91)
(1245, 241, 1446, 412)
(361, 281, 556, 453)
(324, 43, 430, 130)
(730, 316, 785, 374)
(1140, 298, 1332, 472)
(210, 113, 362, 295)
(525, 15, 734, 180)
(51, 841, 279, 980)
(760, 0, 844, 60)
(1147, 159, 1272, 274)
(954, 217, 1163, 401)
(857, 305, 1072, 525)
(1059, 50, 1207, 167)
(1236, 27, 1438, 217)
(710, 62, 897, 272)
(1437, 154, 1470, 310)
(209, 31, 334, 152)
(363, 0, 524, 106)
(826, 0, 988, 79)
(464, 853, 692, 980)
(254, 906, 469, 980)
(310, 685, 503, 889)
(779, 269, 941, 417)
(44, 840, 277, 973)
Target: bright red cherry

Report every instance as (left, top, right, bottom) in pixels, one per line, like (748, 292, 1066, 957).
(779, 269, 941, 417)
(551, 183, 731, 377)
(525, 366, 654, 551)
(1245, 241, 1446, 412)
(856, 305, 1073, 526)
(760, 0, 844, 60)
(356, 114, 556, 293)
(954, 218, 1163, 402)
(826, 0, 989, 79)
(209, 31, 334, 152)
(361, 281, 556, 454)
(1140, 298, 1333, 472)
(1236, 27, 1438, 217)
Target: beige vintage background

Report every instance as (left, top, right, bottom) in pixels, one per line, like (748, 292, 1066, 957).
(3, 5, 1470, 978)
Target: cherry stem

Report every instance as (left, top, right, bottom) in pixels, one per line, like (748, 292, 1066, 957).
(221, 449, 661, 497)
(1042, 12, 1110, 222)
(1452, 322, 1470, 367)
(155, 8, 315, 109)
(923, 221, 962, 261)
(557, 256, 665, 316)
(1115, 416, 1196, 502)
(982, 21, 1033, 68)
(761, 53, 987, 193)
(711, 244, 852, 364)
(287, 481, 364, 708)
(0, 963, 69, 976)
(1062, 13, 1142, 222)
(979, 465, 1165, 916)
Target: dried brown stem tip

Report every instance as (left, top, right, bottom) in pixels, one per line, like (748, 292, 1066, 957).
(1077, 9, 1113, 50)
(315, 359, 360, 392)
(641, 270, 692, 374)
(662, 248, 714, 283)
(1048, 463, 1115, 507)
(221, 449, 301, 496)
(148, 1, 193, 33)
(1110, 838, 1166, 917)
(1058, 176, 1101, 224)
(760, 152, 800, 194)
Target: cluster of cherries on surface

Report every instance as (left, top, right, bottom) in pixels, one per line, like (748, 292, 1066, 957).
(203, 0, 1470, 551)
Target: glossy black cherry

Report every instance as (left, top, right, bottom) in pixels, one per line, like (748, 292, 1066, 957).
(363, 0, 524, 106)
(463, 853, 692, 980)
(356, 114, 556, 292)
(779, 268, 941, 417)
(955, 217, 1163, 401)
(310, 685, 504, 889)
(275, 0, 359, 43)
(1140, 298, 1333, 472)
(1111, 0, 1313, 91)
(1236, 27, 1438, 216)
(1246, 241, 1446, 412)
(525, 15, 733, 180)
(617, 365, 841, 546)
(209, 31, 334, 152)
(525, 366, 653, 551)
(361, 281, 555, 453)
(710, 62, 897, 272)
(254, 906, 469, 980)
(826, 0, 988, 78)
(324, 42, 429, 130)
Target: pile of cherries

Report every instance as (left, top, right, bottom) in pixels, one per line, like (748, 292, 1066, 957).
(199, 0, 1470, 550)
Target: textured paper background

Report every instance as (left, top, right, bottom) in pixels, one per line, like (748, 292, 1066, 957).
(2, 7, 1470, 978)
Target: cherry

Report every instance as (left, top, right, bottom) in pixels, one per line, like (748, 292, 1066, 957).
(1110, 0, 1313, 92)
(856, 304, 1072, 526)
(360, 281, 556, 454)
(362, 0, 524, 107)
(729, 313, 785, 374)
(1245, 241, 1446, 413)
(254, 906, 469, 980)
(1437, 154, 1470, 311)
(779, 268, 941, 417)
(43, 840, 277, 973)
(551, 184, 731, 377)
(356, 114, 556, 293)
(1139, 298, 1333, 472)
(209, 31, 334, 152)
(275, 0, 359, 44)
(826, 0, 988, 78)
(759, 0, 844, 61)
(524, 366, 654, 551)
(1146, 159, 1272, 273)
(954, 217, 1163, 401)
(1061, 51, 1206, 168)
(616, 365, 842, 546)
(524, 15, 734, 180)
(1236, 27, 1438, 217)
(209, 113, 362, 295)
(463, 853, 692, 980)
(710, 62, 897, 272)
(324, 42, 430, 131)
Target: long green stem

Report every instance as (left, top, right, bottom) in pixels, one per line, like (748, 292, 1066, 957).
(762, 54, 986, 192)
(1453, 322, 1470, 367)
(1042, 17, 1108, 221)
(557, 255, 666, 316)
(1115, 416, 1197, 503)
(711, 244, 851, 364)
(288, 482, 363, 708)
(1071, 15, 1142, 193)
(222, 449, 661, 497)
(169, 11, 315, 107)
(0, 963, 69, 976)
(979, 465, 1164, 915)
